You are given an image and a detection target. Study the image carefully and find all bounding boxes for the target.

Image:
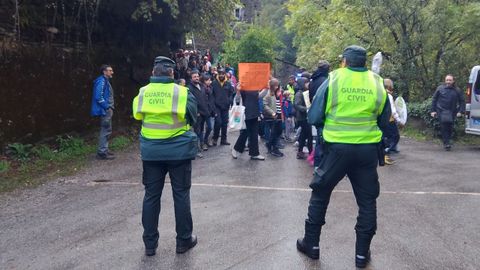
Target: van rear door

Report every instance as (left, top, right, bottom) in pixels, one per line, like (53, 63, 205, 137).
(466, 66, 480, 135)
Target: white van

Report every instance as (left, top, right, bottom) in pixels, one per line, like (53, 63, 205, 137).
(465, 66, 480, 135)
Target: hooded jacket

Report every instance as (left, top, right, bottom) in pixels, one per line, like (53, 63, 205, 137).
(309, 65, 330, 102)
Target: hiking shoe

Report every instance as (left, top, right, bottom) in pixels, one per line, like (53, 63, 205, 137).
(270, 149, 284, 157)
(96, 154, 115, 160)
(384, 155, 394, 165)
(296, 238, 319, 260)
(250, 155, 265, 160)
(355, 251, 371, 268)
(296, 152, 306, 159)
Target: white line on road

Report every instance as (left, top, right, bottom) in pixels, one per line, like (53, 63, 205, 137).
(191, 183, 480, 197)
(87, 181, 480, 196)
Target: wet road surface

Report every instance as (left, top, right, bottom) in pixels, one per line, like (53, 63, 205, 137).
(1, 134, 479, 270)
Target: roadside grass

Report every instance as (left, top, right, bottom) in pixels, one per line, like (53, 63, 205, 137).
(401, 121, 480, 146)
(0, 134, 135, 193)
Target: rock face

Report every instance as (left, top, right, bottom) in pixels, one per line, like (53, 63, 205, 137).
(240, 0, 262, 23)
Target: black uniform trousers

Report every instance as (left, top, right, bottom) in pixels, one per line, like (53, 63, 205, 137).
(213, 108, 229, 142)
(142, 159, 193, 249)
(306, 143, 379, 256)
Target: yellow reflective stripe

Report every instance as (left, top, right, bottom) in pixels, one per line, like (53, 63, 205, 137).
(330, 71, 339, 118)
(372, 74, 384, 115)
(172, 85, 180, 124)
(326, 115, 377, 122)
(137, 87, 147, 113)
(142, 121, 186, 129)
(324, 124, 379, 132)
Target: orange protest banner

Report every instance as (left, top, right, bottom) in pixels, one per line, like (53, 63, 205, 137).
(238, 63, 271, 91)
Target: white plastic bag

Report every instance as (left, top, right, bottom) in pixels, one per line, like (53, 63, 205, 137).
(228, 95, 246, 130)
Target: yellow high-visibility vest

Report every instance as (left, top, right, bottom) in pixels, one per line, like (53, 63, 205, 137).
(323, 68, 387, 144)
(132, 83, 189, 139)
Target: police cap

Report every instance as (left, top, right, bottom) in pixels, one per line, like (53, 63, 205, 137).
(154, 56, 176, 68)
(342, 45, 367, 67)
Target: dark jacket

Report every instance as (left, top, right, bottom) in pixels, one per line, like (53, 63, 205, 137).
(202, 83, 216, 117)
(188, 82, 210, 117)
(431, 84, 465, 115)
(309, 65, 330, 102)
(295, 90, 308, 121)
(212, 78, 234, 110)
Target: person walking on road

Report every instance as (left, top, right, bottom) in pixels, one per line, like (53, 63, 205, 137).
(296, 45, 391, 269)
(383, 79, 403, 165)
(430, 74, 465, 151)
(263, 79, 285, 157)
(231, 82, 268, 160)
(90, 64, 115, 160)
(132, 56, 198, 256)
(188, 69, 209, 157)
(295, 77, 313, 159)
(212, 68, 234, 146)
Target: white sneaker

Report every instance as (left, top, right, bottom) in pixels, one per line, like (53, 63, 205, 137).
(231, 149, 239, 159)
(250, 155, 265, 160)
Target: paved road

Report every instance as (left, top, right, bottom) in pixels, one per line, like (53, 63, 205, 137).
(1, 134, 479, 270)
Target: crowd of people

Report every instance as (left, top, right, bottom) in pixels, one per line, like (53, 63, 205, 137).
(166, 48, 407, 165)
(90, 45, 466, 268)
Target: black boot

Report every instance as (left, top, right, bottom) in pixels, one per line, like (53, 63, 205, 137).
(355, 250, 371, 268)
(296, 220, 320, 260)
(355, 233, 373, 268)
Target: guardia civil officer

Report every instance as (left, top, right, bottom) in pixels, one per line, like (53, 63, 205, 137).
(296, 45, 391, 268)
(132, 56, 198, 256)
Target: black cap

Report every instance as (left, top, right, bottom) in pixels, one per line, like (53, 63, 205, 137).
(154, 56, 176, 68)
(217, 68, 226, 74)
(342, 45, 367, 67)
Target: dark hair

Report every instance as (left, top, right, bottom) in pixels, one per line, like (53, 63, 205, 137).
(190, 69, 200, 77)
(153, 63, 173, 76)
(445, 74, 455, 80)
(201, 73, 211, 83)
(100, 64, 111, 73)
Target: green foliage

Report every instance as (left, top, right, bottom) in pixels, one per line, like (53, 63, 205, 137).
(408, 98, 465, 138)
(0, 160, 9, 173)
(222, 26, 282, 70)
(408, 98, 437, 129)
(285, 0, 480, 101)
(7, 143, 33, 161)
(56, 135, 92, 157)
(110, 136, 132, 151)
(32, 144, 56, 161)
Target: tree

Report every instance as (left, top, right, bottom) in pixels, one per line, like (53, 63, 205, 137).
(221, 26, 282, 71)
(285, 0, 480, 101)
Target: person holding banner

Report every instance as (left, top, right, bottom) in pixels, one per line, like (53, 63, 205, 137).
(231, 83, 268, 160)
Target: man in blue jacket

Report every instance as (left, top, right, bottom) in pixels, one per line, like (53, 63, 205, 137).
(90, 64, 115, 160)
